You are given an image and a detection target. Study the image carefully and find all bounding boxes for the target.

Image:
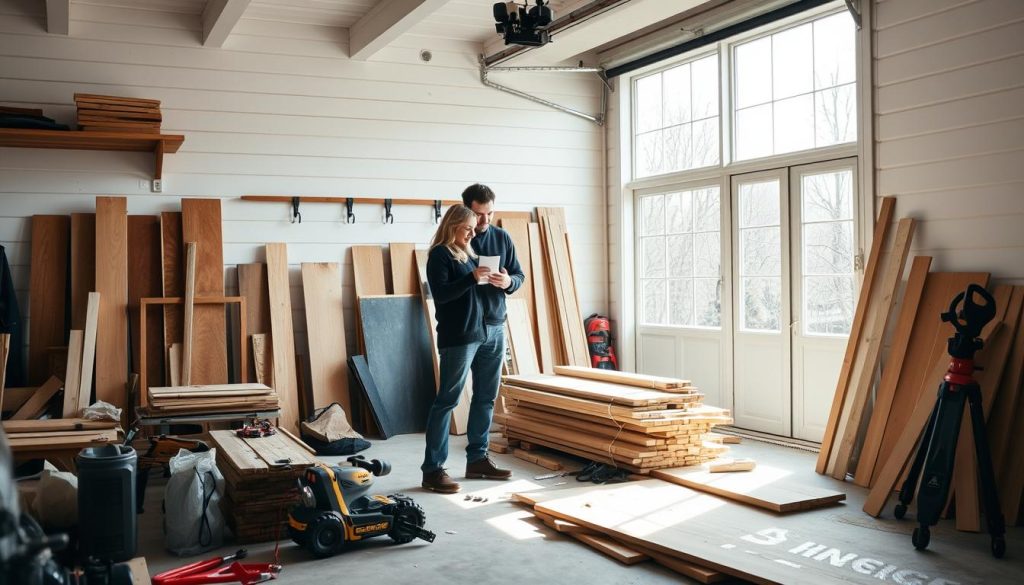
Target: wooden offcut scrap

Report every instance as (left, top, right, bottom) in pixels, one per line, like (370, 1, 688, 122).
(708, 458, 756, 473)
(209, 428, 318, 543)
(513, 447, 562, 471)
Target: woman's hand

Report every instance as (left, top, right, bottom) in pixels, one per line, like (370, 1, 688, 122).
(473, 266, 492, 283)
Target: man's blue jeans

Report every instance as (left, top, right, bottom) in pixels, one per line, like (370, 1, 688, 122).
(422, 324, 505, 473)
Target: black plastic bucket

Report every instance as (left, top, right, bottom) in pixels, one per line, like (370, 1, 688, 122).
(76, 444, 137, 562)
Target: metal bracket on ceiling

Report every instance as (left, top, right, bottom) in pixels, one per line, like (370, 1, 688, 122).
(479, 57, 608, 126)
(844, 0, 862, 30)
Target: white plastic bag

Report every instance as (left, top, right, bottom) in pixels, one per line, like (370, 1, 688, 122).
(163, 448, 225, 556)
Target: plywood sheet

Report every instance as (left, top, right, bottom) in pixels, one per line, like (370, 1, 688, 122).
(160, 211, 184, 381)
(537, 480, 992, 585)
(816, 197, 895, 474)
(388, 243, 417, 295)
(301, 262, 350, 418)
(352, 245, 387, 296)
(127, 215, 163, 399)
(652, 466, 846, 513)
(181, 198, 227, 385)
(94, 197, 127, 410)
(359, 295, 435, 436)
(70, 213, 95, 330)
(265, 243, 300, 434)
(29, 215, 69, 385)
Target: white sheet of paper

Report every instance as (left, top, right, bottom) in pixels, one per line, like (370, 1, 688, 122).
(478, 255, 500, 284)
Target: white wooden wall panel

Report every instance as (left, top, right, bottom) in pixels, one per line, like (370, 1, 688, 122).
(0, 0, 607, 362)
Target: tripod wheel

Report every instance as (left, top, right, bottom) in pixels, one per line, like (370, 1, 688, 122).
(991, 536, 1005, 558)
(912, 526, 930, 550)
(894, 504, 907, 520)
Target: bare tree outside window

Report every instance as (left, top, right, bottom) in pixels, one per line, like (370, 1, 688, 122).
(802, 170, 855, 335)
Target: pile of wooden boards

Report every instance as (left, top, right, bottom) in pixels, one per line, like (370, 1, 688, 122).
(74, 93, 162, 133)
(816, 196, 1024, 532)
(145, 383, 280, 415)
(497, 367, 732, 473)
(208, 428, 318, 543)
(2, 418, 120, 471)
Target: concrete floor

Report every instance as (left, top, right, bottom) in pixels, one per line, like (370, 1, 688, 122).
(138, 433, 1024, 584)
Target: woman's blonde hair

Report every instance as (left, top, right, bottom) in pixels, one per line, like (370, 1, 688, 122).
(430, 205, 478, 263)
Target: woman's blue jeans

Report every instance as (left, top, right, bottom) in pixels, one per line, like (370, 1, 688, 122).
(421, 324, 505, 473)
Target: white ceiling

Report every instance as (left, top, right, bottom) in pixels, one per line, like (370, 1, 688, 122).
(61, 0, 722, 62)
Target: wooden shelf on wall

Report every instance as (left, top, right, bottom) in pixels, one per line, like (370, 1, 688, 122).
(0, 128, 184, 180)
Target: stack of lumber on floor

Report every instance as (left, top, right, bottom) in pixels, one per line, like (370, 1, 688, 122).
(144, 383, 279, 415)
(498, 368, 731, 473)
(3, 418, 121, 470)
(815, 196, 1024, 531)
(74, 93, 162, 133)
(208, 428, 318, 543)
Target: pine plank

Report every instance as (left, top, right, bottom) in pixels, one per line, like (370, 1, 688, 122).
(869, 272, 990, 485)
(301, 263, 350, 419)
(70, 213, 95, 330)
(491, 211, 533, 223)
(990, 288, 1024, 522)
(506, 298, 539, 375)
(61, 330, 84, 417)
(529, 223, 556, 373)
(11, 376, 63, 420)
(160, 211, 184, 381)
(388, 243, 417, 295)
(829, 218, 916, 479)
(553, 365, 692, 391)
(538, 208, 589, 366)
(266, 243, 300, 434)
(652, 466, 846, 513)
(3, 418, 117, 433)
(78, 292, 99, 411)
(854, 255, 932, 486)
(352, 245, 387, 353)
(181, 198, 227, 385)
(498, 217, 535, 332)
(95, 197, 128, 410)
(168, 343, 182, 387)
(816, 197, 895, 474)
(0, 334, 9, 415)
(181, 242, 197, 386)
(28, 215, 69, 385)
(238, 263, 272, 383)
(952, 286, 1021, 531)
(127, 215, 163, 400)
(571, 531, 650, 565)
(503, 374, 698, 406)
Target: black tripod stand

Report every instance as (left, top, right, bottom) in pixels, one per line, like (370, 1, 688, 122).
(892, 283, 1006, 558)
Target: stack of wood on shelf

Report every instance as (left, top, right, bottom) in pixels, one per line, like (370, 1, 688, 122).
(816, 196, 1024, 532)
(74, 93, 162, 133)
(2, 418, 120, 471)
(208, 428, 319, 543)
(497, 366, 732, 474)
(145, 383, 280, 416)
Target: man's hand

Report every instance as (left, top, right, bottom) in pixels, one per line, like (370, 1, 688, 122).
(489, 267, 512, 289)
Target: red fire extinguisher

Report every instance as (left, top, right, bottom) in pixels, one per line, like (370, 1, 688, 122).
(584, 314, 618, 370)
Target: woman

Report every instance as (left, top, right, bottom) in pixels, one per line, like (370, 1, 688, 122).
(420, 205, 511, 493)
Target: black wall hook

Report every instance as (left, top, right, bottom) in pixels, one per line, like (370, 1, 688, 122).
(433, 200, 442, 224)
(290, 196, 302, 224)
(345, 198, 355, 223)
(383, 198, 394, 224)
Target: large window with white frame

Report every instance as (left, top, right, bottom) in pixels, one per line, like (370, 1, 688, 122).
(628, 4, 861, 441)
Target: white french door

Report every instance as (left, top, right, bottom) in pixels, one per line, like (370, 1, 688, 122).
(636, 158, 858, 441)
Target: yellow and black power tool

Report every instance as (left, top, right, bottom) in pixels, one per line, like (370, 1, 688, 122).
(288, 455, 435, 557)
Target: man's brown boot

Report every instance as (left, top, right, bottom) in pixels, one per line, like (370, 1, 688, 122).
(422, 469, 461, 493)
(466, 455, 512, 480)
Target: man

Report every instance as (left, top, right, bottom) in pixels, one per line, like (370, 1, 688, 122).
(420, 184, 525, 493)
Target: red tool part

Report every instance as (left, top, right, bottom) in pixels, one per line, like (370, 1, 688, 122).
(153, 550, 281, 585)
